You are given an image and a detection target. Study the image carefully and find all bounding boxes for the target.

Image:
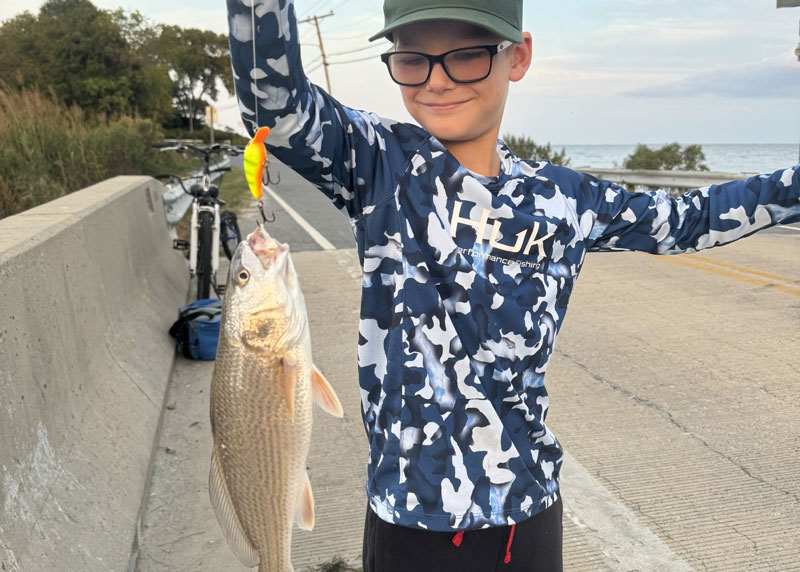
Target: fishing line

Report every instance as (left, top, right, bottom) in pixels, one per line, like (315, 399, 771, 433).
(247, 1, 276, 225)
(251, 1, 258, 128)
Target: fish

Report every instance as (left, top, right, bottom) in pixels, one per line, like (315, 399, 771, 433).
(243, 126, 271, 200)
(209, 225, 344, 572)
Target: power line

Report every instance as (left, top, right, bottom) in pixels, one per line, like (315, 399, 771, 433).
(326, 0, 351, 14)
(297, 12, 335, 94)
(310, 0, 335, 15)
(299, 0, 330, 19)
(326, 31, 372, 41)
(322, 12, 382, 34)
(328, 53, 383, 65)
(300, 0, 346, 20)
(327, 43, 387, 57)
(306, 62, 324, 75)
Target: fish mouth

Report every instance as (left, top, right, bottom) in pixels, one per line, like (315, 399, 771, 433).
(247, 225, 287, 268)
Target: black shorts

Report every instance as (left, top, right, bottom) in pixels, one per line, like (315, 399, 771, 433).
(362, 497, 563, 572)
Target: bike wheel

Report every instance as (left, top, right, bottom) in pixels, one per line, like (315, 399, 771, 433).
(196, 210, 214, 300)
(220, 210, 242, 261)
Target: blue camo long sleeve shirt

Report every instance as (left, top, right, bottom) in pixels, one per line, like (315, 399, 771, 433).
(226, 0, 800, 531)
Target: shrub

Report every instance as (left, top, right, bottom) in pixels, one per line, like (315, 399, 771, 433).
(623, 143, 709, 171)
(0, 83, 196, 219)
(503, 134, 571, 166)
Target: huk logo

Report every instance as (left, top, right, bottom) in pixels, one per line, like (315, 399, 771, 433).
(450, 201, 555, 256)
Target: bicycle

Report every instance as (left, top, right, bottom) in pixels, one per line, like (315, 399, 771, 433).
(153, 141, 245, 300)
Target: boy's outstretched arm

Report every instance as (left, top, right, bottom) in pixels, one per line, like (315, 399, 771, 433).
(226, 0, 420, 218)
(571, 165, 800, 254)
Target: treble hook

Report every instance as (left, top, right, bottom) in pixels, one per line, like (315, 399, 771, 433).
(264, 161, 281, 185)
(257, 200, 276, 224)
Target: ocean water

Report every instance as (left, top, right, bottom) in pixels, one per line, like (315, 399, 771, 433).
(554, 143, 799, 175)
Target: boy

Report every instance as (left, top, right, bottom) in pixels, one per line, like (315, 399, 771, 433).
(226, 1, 800, 570)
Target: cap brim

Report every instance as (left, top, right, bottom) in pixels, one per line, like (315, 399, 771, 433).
(368, 8, 523, 43)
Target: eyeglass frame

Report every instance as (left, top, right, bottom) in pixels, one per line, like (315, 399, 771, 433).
(380, 40, 515, 87)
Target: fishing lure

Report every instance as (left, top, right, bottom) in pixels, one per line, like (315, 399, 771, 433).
(243, 126, 276, 223)
(243, 126, 271, 200)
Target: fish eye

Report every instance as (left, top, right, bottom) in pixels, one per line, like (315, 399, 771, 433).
(237, 269, 250, 283)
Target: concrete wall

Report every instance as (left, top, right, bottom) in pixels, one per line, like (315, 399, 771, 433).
(0, 177, 188, 572)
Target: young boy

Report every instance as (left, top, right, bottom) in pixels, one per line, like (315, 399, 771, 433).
(226, 1, 800, 570)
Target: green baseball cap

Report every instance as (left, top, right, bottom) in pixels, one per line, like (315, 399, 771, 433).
(368, 0, 524, 43)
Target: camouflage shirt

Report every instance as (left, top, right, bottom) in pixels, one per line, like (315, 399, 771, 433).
(227, 0, 800, 531)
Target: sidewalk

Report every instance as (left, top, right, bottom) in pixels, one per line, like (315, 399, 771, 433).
(136, 230, 800, 571)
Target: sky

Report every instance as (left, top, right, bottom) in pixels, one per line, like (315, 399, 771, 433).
(2, 0, 799, 144)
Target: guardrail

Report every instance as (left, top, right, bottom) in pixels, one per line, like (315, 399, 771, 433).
(576, 168, 757, 193)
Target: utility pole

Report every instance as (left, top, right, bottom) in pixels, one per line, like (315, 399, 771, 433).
(777, 1, 800, 161)
(205, 105, 218, 145)
(298, 11, 334, 94)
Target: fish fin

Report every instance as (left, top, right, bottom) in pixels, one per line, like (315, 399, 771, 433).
(295, 471, 315, 531)
(209, 448, 260, 568)
(312, 365, 344, 418)
(283, 358, 296, 421)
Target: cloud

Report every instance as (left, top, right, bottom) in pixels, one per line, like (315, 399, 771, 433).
(623, 53, 800, 98)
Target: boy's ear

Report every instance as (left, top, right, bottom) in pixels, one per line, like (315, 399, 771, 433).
(509, 32, 533, 82)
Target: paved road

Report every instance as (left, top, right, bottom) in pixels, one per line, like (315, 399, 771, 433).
(228, 155, 357, 252)
(136, 161, 800, 571)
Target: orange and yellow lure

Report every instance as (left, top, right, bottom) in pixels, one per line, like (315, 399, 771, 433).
(243, 126, 271, 200)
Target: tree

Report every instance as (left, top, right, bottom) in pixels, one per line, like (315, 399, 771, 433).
(154, 26, 233, 133)
(0, 12, 46, 91)
(503, 134, 571, 166)
(30, 0, 133, 114)
(109, 8, 174, 124)
(623, 143, 709, 171)
(680, 144, 709, 171)
(0, 0, 174, 121)
(0, 1, 230, 127)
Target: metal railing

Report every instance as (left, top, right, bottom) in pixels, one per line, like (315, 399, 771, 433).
(576, 167, 758, 194)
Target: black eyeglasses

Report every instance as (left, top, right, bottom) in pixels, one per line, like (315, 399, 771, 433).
(380, 41, 514, 87)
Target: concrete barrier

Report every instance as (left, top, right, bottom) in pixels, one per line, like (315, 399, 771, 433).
(0, 177, 188, 572)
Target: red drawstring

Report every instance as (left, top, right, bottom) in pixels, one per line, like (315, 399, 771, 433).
(452, 530, 464, 547)
(452, 524, 515, 565)
(504, 524, 516, 564)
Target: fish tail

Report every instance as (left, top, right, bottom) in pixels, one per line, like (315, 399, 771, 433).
(258, 564, 293, 572)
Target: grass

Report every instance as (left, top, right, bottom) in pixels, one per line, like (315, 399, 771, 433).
(218, 166, 252, 214)
(312, 557, 361, 572)
(0, 84, 196, 219)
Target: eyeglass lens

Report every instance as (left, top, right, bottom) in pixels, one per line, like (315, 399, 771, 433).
(387, 48, 493, 86)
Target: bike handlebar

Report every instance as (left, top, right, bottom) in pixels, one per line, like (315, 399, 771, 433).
(154, 170, 230, 202)
(151, 141, 245, 158)
(154, 173, 189, 195)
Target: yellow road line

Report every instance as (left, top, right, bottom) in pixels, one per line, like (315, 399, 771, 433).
(692, 255, 800, 285)
(656, 255, 800, 297)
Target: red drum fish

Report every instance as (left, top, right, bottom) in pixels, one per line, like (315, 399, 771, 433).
(209, 225, 343, 572)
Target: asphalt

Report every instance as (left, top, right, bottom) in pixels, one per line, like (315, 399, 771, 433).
(136, 159, 800, 572)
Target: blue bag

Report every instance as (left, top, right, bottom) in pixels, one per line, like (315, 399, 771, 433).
(168, 298, 222, 360)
